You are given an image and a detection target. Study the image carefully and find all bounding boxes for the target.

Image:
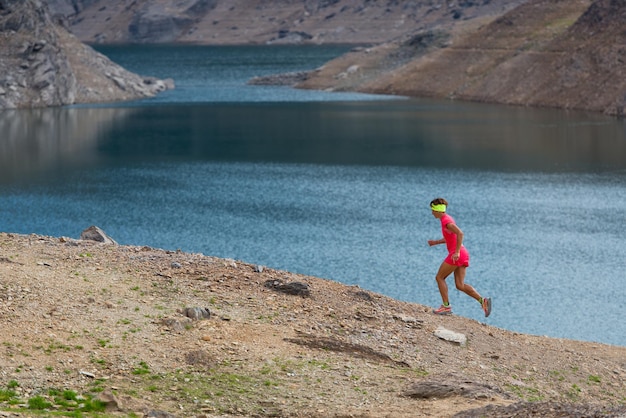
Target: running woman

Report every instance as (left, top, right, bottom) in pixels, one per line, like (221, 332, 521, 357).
(427, 197, 491, 317)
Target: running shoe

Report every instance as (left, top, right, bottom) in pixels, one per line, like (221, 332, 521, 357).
(482, 297, 492, 317)
(433, 305, 452, 315)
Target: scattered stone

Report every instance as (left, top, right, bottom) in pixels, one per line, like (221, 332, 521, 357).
(97, 389, 149, 414)
(97, 390, 122, 411)
(353, 290, 373, 301)
(143, 76, 175, 91)
(171, 261, 182, 268)
(434, 326, 467, 346)
(264, 279, 310, 297)
(394, 314, 424, 329)
(111, 75, 127, 90)
(404, 375, 503, 400)
(31, 40, 47, 52)
(80, 226, 118, 245)
(145, 410, 176, 418)
(254, 264, 264, 273)
(286, 333, 410, 367)
(182, 307, 211, 320)
(160, 317, 193, 332)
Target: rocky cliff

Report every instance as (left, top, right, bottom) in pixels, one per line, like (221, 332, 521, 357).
(0, 0, 172, 109)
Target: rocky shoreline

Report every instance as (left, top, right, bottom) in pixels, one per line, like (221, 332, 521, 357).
(0, 229, 625, 417)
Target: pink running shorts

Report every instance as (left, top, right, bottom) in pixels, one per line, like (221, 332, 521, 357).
(444, 246, 470, 267)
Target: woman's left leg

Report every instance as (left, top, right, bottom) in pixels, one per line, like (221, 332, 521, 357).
(435, 261, 457, 305)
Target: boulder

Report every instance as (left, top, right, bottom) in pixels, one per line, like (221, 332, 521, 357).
(79, 226, 118, 245)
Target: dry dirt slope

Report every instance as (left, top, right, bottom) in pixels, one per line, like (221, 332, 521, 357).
(297, 0, 626, 116)
(0, 231, 625, 417)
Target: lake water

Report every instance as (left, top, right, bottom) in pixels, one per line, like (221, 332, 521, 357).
(1, 45, 625, 346)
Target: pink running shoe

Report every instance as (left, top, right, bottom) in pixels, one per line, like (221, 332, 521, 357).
(482, 297, 492, 317)
(433, 305, 452, 315)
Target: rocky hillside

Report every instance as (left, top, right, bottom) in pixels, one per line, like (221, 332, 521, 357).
(52, 0, 525, 45)
(295, 0, 626, 116)
(0, 0, 172, 109)
(48, 0, 626, 116)
(0, 230, 625, 417)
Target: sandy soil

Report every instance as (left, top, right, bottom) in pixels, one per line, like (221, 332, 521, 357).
(0, 231, 625, 417)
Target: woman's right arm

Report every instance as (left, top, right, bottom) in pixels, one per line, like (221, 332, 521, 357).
(427, 238, 445, 247)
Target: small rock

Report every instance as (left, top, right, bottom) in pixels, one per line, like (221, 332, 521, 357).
(97, 390, 121, 411)
(434, 326, 467, 346)
(183, 307, 211, 320)
(145, 409, 176, 418)
(161, 317, 193, 333)
(353, 290, 373, 301)
(264, 279, 310, 297)
(80, 226, 118, 245)
(394, 314, 423, 328)
(31, 40, 47, 52)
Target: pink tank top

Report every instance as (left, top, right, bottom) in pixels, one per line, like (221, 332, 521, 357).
(440, 213, 462, 253)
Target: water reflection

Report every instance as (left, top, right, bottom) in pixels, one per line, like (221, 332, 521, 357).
(396, 101, 626, 171)
(86, 100, 626, 172)
(1, 100, 624, 186)
(0, 107, 135, 184)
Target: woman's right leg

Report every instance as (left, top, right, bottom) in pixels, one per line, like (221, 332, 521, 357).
(435, 261, 457, 305)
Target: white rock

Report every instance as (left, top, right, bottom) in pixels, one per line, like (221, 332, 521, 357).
(434, 326, 467, 346)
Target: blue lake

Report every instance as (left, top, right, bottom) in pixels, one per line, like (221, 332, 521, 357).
(1, 45, 625, 346)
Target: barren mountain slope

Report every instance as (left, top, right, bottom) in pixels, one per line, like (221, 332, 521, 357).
(60, 0, 525, 45)
(299, 0, 626, 115)
(0, 231, 625, 417)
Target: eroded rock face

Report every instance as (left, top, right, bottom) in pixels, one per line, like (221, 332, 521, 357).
(0, 0, 173, 109)
(53, 0, 526, 45)
(0, 0, 77, 108)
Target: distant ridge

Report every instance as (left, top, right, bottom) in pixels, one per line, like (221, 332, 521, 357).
(51, 0, 525, 45)
(296, 0, 626, 116)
